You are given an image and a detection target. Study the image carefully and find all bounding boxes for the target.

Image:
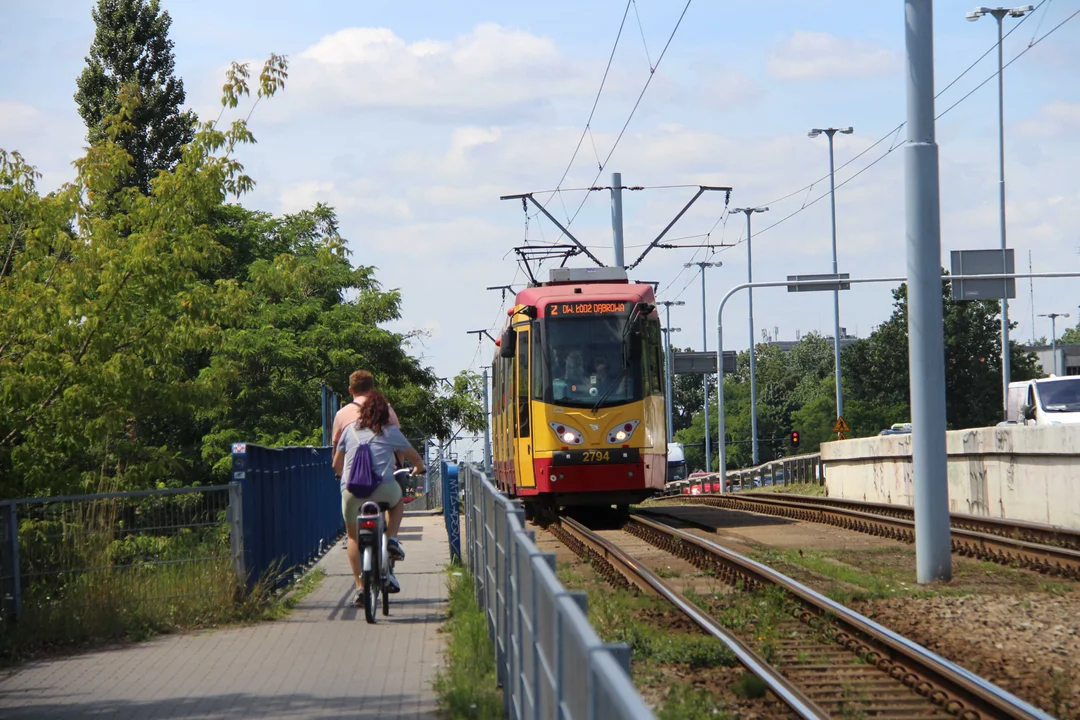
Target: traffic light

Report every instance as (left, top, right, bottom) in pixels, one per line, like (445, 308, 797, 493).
(790, 430, 800, 449)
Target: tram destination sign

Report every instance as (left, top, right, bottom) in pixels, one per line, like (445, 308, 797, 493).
(546, 301, 631, 317)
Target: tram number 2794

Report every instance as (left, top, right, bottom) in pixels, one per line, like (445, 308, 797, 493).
(581, 450, 610, 463)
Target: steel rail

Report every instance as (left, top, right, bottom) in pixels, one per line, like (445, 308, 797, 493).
(548, 516, 831, 720)
(626, 513, 1054, 720)
(726, 492, 1080, 552)
(653, 495, 1080, 578)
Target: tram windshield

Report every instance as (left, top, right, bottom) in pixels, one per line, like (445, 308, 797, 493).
(543, 314, 642, 408)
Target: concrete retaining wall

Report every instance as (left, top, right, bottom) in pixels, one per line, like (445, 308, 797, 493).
(820, 425, 1080, 529)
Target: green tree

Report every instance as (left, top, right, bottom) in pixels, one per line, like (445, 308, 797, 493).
(839, 277, 1040, 432)
(75, 0, 196, 192)
(1060, 322, 1080, 345)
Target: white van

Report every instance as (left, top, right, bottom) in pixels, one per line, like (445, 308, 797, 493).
(667, 442, 688, 483)
(1006, 376, 1080, 426)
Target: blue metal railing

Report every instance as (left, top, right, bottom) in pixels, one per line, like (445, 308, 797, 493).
(230, 443, 343, 588)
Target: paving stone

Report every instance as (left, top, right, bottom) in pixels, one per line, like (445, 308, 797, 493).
(0, 516, 451, 719)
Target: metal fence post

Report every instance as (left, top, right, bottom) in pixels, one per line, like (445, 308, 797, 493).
(2, 503, 21, 623)
(228, 482, 246, 585)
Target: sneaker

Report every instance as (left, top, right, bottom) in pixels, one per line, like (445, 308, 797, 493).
(388, 538, 406, 561)
(387, 573, 401, 594)
(353, 589, 364, 607)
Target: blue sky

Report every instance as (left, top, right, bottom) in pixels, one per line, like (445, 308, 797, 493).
(3, 1, 1079, 457)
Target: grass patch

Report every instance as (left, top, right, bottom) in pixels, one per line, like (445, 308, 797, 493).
(434, 565, 504, 720)
(587, 587, 736, 669)
(732, 671, 768, 699)
(658, 683, 733, 720)
(744, 483, 826, 497)
(0, 555, 326, 665)
(654, 565, 682, 579)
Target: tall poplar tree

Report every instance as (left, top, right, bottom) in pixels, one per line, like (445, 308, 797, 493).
(74, 0, 196, 193)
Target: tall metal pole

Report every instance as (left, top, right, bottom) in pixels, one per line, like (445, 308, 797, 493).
(481, 366, 492, 474)
(659, 301, 684, 443)
(685, 262, 721, 472)
(701, 269, 711, 472)
(995, 14, 1012, 420)
(968, 5, 1035, 414)
(611, 172, 625, 268)
(733, 207, 769, 465)
(827, 132, 845, 422)
(1052, 316, 1058, 375)
(1039, 313, 1070, 376)
(905, 0, 952, 583)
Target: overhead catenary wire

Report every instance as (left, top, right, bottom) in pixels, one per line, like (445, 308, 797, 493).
(550, 0, 695, 241)
(675, 3, 1061, 249)
(545, 0, 633, 210)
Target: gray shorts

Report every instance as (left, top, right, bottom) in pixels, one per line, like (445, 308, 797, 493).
(342, 480, 403, 527)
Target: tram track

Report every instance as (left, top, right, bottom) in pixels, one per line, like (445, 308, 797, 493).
(649, 493, 1080, 579)
(544, 512, 1053, 720)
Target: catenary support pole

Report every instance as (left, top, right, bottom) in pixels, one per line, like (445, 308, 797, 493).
(611, 172, 625, 268)
(827, 133, 845, 423)
(664, 305, 674, 442)
(659, 301, 684, 443)
(700, 269, 711, 472)
(733, 207, 768, 465)
(905, 0, 952, 583)
(482, 366, 492, 475)
(995, 12, 1012, 420)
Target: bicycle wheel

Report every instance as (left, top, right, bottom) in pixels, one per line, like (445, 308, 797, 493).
(363, 570, 378, 624)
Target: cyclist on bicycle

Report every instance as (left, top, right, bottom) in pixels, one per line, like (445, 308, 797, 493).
(333, 392, 424, 602)
(332, 370, 409, 560)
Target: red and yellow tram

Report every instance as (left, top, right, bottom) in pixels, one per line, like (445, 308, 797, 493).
(490, 267, 667, 514)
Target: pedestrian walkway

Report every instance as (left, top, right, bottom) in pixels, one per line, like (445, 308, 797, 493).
(0, 514, 450, 719)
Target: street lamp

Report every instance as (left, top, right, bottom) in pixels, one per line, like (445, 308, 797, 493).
(685, 261, 721, 471)
(808, 126, 853, 427)
(658, 301, 685, 442)
(966, 5, 1034, 418)
(731, 207, 769, 464)
(1039, 312, 1070, 376)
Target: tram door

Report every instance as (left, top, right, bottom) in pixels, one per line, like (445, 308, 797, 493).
(514, 327, 535, 488)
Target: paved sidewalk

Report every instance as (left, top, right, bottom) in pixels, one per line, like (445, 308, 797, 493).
(0, 515, 450, 719)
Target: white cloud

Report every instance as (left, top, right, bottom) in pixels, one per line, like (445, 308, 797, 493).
(767, 31, 900, 81)
(279, 180, 412, 221)
(287, 23, 595, 116)
(1015, 101, 1080, 139)
(0, 102, 41, 135)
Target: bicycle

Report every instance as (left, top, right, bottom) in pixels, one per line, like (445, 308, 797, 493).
(355, 468, 410, 623)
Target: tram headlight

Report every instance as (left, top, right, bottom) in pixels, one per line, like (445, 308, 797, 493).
(606, 420, 640, 444)
(548, 422, 583, 445)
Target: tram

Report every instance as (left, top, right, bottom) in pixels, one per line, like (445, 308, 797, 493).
(490, 267, 667, 515)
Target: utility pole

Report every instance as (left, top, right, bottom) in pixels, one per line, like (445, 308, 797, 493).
(966, 4, 1034, 419)
(611, 172, 625, 268)
(732, 207, 769, 464)
(685, 261, 721, 472)
(658, 300, 685, 442)
(480, 366, 493, 474)
(1039, 313, 1070, 375)
(906, 0, 952, 583)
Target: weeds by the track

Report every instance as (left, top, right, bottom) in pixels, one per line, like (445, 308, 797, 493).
(434, 564, 503, 720)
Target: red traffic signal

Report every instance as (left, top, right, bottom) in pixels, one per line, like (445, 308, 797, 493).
(790, 430, 800, 448)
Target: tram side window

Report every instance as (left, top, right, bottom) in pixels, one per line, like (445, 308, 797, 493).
(532, 322, 544, 401)
(642, 318, 663, 396)
(516, 329, 530, 437)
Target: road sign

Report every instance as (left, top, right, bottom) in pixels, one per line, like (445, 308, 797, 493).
(833, 416, 850, 434)
(673, 351, 737, 375)
(950, 249, 1015, 301)
(786, 273, 851, 293)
